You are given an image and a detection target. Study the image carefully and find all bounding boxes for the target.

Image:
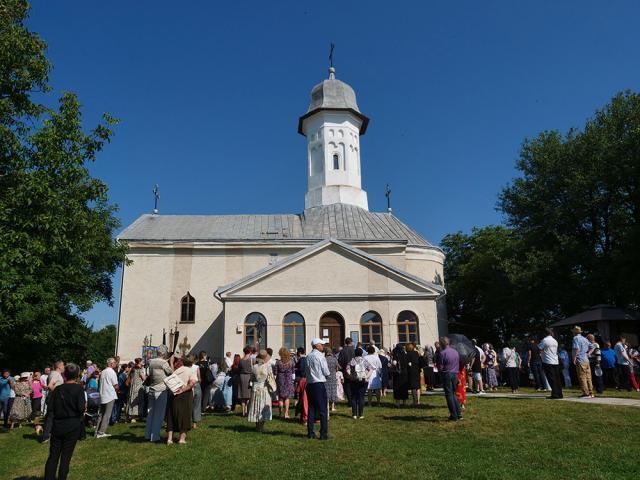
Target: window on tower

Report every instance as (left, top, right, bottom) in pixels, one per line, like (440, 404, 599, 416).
(333, 154, 340, 170)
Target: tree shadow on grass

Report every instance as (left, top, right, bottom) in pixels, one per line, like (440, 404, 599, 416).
(208, 424, 307, 437)
(12, 477, 40, 480)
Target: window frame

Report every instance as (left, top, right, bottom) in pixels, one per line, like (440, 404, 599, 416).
(396, 310, 419, 344)
(282, 312, 305, 351)
(360, 310, 383, 347)
(180, 292, 196, 324)
(244, 312, 267, 348)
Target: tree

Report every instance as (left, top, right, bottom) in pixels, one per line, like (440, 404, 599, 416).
(444, 91, 640, 343)
(499, 91, 640, 315)
(0, 0, 127, 370)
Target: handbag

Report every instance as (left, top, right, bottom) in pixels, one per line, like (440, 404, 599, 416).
(265, 369, 276, 394)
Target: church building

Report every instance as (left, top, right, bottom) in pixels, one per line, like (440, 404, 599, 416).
(115, 66, 446, 361)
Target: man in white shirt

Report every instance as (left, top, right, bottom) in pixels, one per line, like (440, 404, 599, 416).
(538, 328, 563, 399)
(614, 335, 633, 392)
(95, 358, 119, 438)
(305, 338, 330, 440)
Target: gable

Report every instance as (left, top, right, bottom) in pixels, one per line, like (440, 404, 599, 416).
(221, 242, 440, 299)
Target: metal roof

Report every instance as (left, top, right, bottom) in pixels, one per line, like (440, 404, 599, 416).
(118, 203, 434, 248)
(298, 68, 369, 135)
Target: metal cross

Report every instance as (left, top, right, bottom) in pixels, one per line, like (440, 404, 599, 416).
(152, 184, 160, 214)
(329, 43, 335, 68)
(178, 336, 191, 357)
(385, 184, 392, 212)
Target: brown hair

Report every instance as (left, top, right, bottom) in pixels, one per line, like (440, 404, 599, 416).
(406, 342, 415, 352)
(279, 347, 291, 363)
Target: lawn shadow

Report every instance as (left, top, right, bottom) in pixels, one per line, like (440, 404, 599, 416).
(21, 432, 41, 442)
(381, 415, 444, 423)
(208, 424, 307, 438)
(106, 432, 150, 443)
(12, 477, 40, 480)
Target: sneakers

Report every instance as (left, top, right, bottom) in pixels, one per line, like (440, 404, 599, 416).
(358, 416, 364, 420)
(95, 432, 111, 439)
(479, 391, 486, 395)
(352, 416, 357, 420)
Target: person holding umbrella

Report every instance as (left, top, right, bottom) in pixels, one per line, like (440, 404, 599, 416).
(436, 336, 463, 421)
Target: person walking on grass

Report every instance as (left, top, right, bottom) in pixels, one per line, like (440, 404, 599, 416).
(437, 337, 462, 421)
(305, 338, 330, 440)
(539, 328, 563, 399)
(95, 358, 118, 438)
(166, 357, 198, 445)
(571, 326, 594, 398)
(44, 363, 85, 480)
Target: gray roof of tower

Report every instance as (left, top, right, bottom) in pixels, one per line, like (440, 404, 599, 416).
(118, 203, 434, 248)
(298, 69, 369, 135)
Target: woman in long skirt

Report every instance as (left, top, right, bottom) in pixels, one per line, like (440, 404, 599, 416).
(275, 348, 295, 418)
(127, 358, 146, 422)
(238, 347, 253, 416)
(9, 373, 32, 428)
(166, 359, 197, 445)
(391, 345, 409, 407)
(248, 350, 273, 432)
(325, 349, 340, 412)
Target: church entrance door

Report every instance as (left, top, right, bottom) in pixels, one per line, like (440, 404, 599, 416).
(319, 312, 345, 350)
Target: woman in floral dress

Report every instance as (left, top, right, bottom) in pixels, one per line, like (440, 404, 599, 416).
(9, 373, 32, 428)
(275, 348, 295, 419)
(484, 344, 499, 391)
(325, 349, 340, 411)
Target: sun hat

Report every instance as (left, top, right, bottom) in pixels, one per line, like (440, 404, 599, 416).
(571, 325, 583, 334)
(20, 372, 29, 379)
(311, 338, 328, 347)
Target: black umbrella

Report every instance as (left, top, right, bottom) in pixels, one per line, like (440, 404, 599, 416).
(447, 334, 477, 364)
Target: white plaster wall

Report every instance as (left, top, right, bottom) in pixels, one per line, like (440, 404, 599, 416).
(223, 297, 440, 355)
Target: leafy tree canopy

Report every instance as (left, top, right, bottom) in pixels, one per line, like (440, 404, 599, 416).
(0, 0, 127, 370)
(444, 91, 640, 343)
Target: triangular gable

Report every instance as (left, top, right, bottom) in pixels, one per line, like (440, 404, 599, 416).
(216, 239, 444, 299)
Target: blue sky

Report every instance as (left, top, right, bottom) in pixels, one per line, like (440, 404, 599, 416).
(28, 1, 640, 329)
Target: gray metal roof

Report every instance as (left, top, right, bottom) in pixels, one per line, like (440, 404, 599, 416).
(298, 68, 369, 135)
(118, 203, 434, 248)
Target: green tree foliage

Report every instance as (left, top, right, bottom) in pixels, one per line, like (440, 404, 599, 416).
(0, 0, 127, 370)
(444, 91, 640, 342)
(84, 325, 117, 366)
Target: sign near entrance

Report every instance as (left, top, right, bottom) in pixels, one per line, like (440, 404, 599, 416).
(350, 331, 359, 344)
(322, 328, 329, 337)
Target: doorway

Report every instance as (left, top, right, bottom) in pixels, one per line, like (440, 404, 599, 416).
(319, 312, 345, 350)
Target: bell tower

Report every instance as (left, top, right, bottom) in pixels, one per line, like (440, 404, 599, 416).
(298, 67, 369, 211)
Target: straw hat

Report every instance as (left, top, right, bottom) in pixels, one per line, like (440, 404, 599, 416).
(571, 325, 583, 334)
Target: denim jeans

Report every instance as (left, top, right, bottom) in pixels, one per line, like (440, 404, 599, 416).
(145, 389, 168, 442)
(530, 362, 545, 389)
(0, 398, 9, 428)
(442, 372, 461, 419)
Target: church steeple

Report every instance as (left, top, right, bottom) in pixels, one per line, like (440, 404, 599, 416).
(298, 67, 369, 211)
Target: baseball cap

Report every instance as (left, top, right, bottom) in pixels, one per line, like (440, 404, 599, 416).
(311, 338, 328, 346)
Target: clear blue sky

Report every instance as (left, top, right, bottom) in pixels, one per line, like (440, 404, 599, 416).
(28, 1, 640, 329)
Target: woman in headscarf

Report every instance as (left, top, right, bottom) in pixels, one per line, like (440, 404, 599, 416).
(248, 350, 273, 432)
(391, 344, 409, 408)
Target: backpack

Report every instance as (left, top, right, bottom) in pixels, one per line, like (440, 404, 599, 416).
(351, 357, 368, 382)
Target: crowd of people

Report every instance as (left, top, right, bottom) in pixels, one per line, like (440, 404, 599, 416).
(1, 326, 639, 478)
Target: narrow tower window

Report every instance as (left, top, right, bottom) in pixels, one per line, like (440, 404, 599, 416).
(333, 154, 340, 170)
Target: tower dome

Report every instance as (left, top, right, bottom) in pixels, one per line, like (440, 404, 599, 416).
(299, 67, 369, 211)
(298, 67, 369, 135)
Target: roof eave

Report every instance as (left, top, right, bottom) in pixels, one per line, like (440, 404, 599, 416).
(298, 108, 369, 135)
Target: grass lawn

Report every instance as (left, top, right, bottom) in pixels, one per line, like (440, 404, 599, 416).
(1, 392, 639, 480)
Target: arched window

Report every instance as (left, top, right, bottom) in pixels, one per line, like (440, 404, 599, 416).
(244, 312, 267, 348)
(180, 293, 195, 323)
(360, 311, 383, 347)
(397, 310, 419, 344)
(283, 312, 305, 351)
(333, 153, 340, 170)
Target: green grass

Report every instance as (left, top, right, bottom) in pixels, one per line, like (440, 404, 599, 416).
(1, 392, 639, 480)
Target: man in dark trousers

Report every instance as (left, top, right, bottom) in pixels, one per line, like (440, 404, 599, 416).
(305, 338, 330, 439)
(338, 337, 355, 403)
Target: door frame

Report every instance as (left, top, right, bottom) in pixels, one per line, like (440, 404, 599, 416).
(319, 311, 345, 349)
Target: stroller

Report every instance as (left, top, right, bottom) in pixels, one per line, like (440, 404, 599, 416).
(84, 388, 101, 428)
